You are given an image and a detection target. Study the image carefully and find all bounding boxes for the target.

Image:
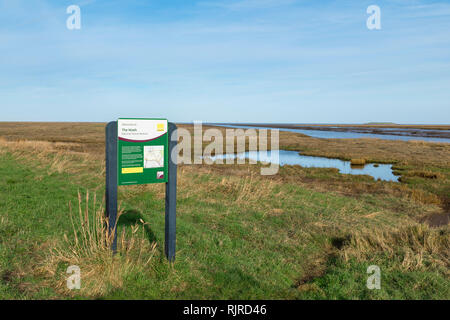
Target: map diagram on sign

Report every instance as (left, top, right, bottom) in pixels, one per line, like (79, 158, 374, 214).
(144, 145, 164, 168)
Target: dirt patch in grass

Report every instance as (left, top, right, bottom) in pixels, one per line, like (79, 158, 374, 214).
(1, 270, 14, 284)
(290, 246, 339, 295)
(421, 196, 450, 227)
(421, 212, 450, 227)
(1, 264, 42, 296)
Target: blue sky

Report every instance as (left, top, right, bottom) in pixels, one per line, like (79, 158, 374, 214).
(0, 0, 449, 123)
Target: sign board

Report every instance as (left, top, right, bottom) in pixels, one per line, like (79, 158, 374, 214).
(106, 120, 177, 261)
(118, 118, 169, 186)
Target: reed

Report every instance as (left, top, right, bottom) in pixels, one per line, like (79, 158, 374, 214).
(38, 190, 157, 297)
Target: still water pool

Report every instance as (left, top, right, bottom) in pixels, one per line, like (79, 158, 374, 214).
(207, 150, 399, 182)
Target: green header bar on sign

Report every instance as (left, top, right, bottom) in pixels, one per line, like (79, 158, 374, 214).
(118, 118, 169, 186)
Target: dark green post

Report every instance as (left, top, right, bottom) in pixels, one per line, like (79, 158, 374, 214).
(105, 121, 118, 252)
(165, 122, 177, 262)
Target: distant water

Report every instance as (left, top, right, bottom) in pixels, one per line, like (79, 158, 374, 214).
(207, 150, 399, 182)
(212, 124, 450, 143)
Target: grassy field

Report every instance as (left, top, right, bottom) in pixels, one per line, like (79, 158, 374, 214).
(0, 122, 449, 299)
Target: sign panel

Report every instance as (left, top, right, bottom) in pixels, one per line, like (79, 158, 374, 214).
(118, 118, 169, 186)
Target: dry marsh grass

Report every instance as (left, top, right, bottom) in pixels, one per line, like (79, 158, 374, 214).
(0, 138, 103, 181)
(1, 122, 449, 167)
(37, 190, 157, 297)
(178, 165, 280, 209)
(277, 133, 450, 168)
(0, 122, 105, 148)
(1, 124, 448, 213)
(340, 224, 449, 273)
(350, 158, 366, 165)
(127, 164, 280, 206)
(406, 170, 444, 180)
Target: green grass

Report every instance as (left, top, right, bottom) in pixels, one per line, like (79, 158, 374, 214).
(295, 258, 449, 300)
(0, 149, 449, 300)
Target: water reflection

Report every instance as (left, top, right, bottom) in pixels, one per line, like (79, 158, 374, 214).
(208, 150, 399, 182)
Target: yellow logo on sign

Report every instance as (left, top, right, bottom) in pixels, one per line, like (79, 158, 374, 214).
(157, 123, 165, 131)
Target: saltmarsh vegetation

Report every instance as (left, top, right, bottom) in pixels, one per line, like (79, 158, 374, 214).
(350, 159, 366, 166)
(0, 123, 449, 299)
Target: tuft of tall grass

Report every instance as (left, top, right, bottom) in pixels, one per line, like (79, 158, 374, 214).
(407, 170, 443, 180)
(350, 158, 366, 166)
(340, 224, 449, 273)
(39, 190, 157, 297)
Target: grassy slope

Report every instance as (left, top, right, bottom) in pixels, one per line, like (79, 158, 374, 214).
(0, 153, 76, 298)
(0, 138, 448, 299)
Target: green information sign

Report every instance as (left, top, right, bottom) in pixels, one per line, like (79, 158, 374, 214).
(118, 118, 169, 186)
